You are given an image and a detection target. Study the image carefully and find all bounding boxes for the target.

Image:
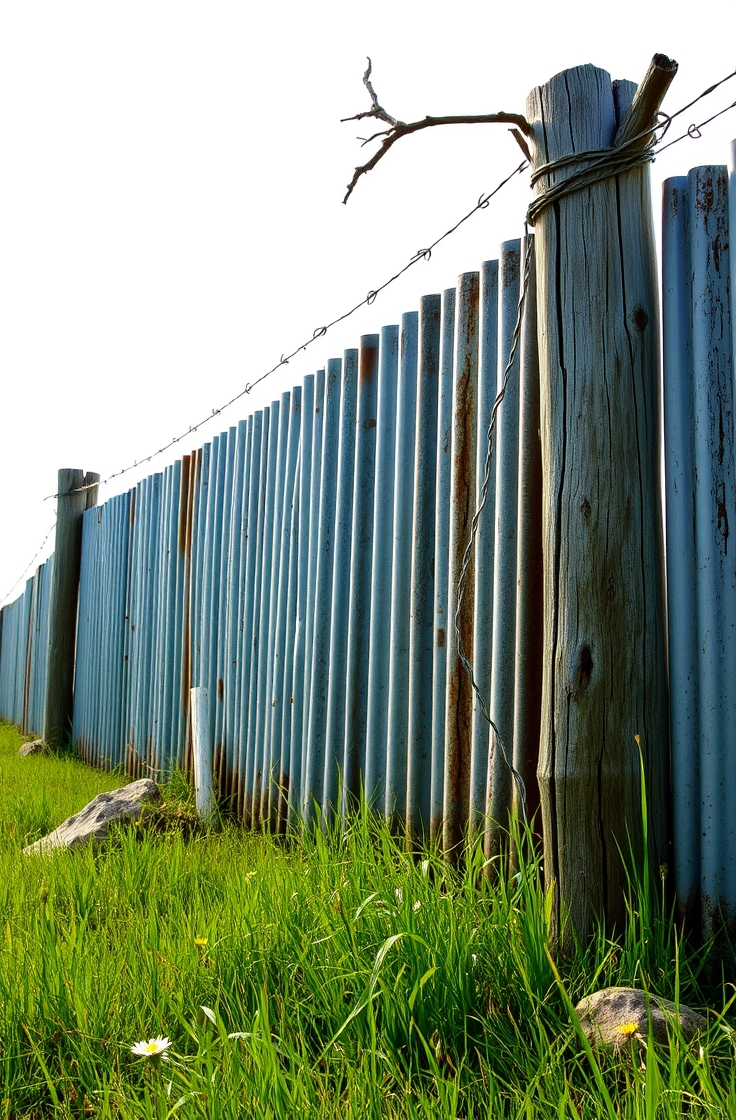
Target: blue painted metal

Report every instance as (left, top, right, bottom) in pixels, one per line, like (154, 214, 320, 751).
(206, 432, 230, 769)
(694, 163, 736, 922)
(323, 349, 359, 819)
(469, 260, 499, 834)
(0, 259, 490, 837)
(664, 164, 736, 931)
(226, 422, 251, 795)
(276, 408, 304, 831)
(126, 472, 163, 776)
(289, 370, 323, 824)
(1, 581, 32, 728)
(383, 312, 419, 823)
(406, 298, 441, 835)
(249, 402, 280, 825)
(303, 359, 342, 821)
(74, 494, 130, 769)
(236, 412, 265, 819)
(342, 336, 380, 815)
(489, 240, 522, 834)
(266, 387, 302, 828)
(173, 452, 194, 770)
(364, 327, 399, 809)
(731, 142, 736, 358)
(152, 460, 181, 773)
(189, 443, 210, 747)
(2, 556, 55, 740)
(258, 393, 293, 824)
(256, 400, 289, 822)
(662, 175, 700, 911)
(26, 555, 53, 737)
(213, 428, 238, 786)
(6, 174, 736, 917)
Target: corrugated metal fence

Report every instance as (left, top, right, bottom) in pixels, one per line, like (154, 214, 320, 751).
(0, 555, 54, 735)
(1, 236, 540, 844)
(1, 146, 735, 914)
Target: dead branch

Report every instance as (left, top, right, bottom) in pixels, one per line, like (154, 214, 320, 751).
(342, 58, 533, 203)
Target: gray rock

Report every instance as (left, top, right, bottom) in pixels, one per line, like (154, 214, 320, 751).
(574, 986, 708, 1051)
(19, 739, 45, 756)
(23, 779, 161, 854)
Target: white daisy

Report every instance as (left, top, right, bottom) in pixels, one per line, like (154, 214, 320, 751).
(131, 1036, 172, 1059)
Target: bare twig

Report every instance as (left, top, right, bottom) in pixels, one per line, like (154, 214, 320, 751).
(341, 58, 404, 129)
(342, 58, 532, 202)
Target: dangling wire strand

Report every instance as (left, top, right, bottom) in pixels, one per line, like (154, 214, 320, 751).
(453, 231, 534, 823)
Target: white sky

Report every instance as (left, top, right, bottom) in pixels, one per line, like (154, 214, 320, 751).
(1, 0, 735, 606)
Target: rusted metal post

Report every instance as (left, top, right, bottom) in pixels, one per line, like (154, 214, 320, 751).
(44, 468, 99, 748)
(468, 261, 498, 840)
(342, 336, 380, 814)
(429, 289, 456, 842)
(443, 272, 480, 855)
(526, 58, 674, 942)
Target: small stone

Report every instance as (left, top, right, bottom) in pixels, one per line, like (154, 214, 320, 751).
(574, 986, 708, 1051)
(23, 779, 161, 854)
(19, 739, 45, 757)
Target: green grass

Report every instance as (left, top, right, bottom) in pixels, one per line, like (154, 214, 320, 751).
(0, 719, 734, 1118)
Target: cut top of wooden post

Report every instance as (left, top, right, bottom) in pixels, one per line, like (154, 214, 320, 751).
(525, 56, 676, 225)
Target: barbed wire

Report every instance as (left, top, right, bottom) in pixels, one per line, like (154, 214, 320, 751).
(6, 59, 736, 613)
(655, 95, 736, 154)
(661, 64, 736, 128)
(44, 62, 736, 504)
(46, 158, 530, 502)
(0, 518, 57, 608)
(450, 64, 736, 811)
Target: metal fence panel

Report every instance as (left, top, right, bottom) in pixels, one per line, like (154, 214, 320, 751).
(663, 163, 736, 932)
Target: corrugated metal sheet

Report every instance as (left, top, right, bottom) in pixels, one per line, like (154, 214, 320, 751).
(663, 160, 736, 934)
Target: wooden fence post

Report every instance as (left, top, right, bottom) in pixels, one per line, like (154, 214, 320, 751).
(526, 57, 676, 943)
(44, 468, 99, 748)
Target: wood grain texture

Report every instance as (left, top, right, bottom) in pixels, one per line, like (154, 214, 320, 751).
(44, 469, 89, 747)
(526, 65, 669, 943)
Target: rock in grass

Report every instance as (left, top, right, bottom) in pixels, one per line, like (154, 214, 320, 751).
(19, 739, 45, 756)
(574, 986, 708, 1051)
(23, 779, 161, 854)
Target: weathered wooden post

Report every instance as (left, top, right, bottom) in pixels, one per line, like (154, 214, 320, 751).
(526, 57, 676, 942)
(44, 468, 99, 748)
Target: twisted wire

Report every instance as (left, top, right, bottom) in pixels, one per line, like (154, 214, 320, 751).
(47, 159, 529, 501)
(1, 519, 57, 607)
(453, 231, 534, 823)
